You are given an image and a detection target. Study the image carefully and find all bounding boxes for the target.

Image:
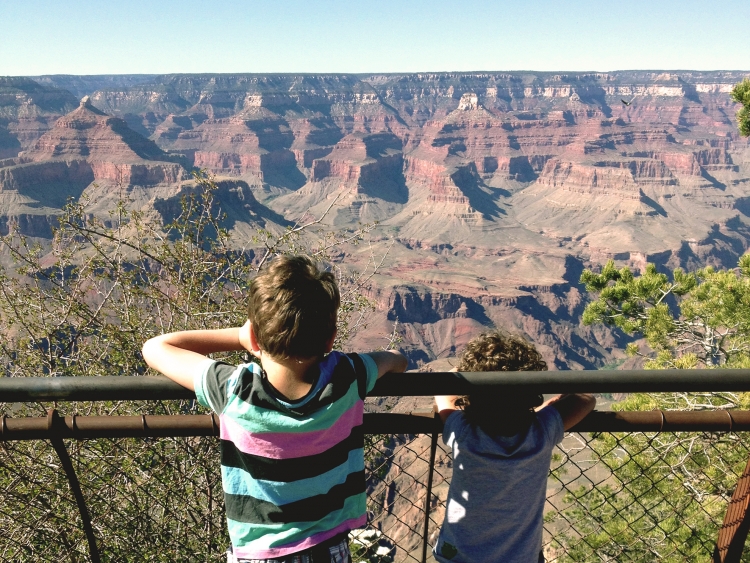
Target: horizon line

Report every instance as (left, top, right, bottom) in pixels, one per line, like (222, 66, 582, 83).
(5, 69, 749, 78)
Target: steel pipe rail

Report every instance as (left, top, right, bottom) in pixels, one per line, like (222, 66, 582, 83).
(4, 368, 750, 402)
(0, 376, 195, 402)
(4, 410, 750, 441)
(374, 369, 750, 396)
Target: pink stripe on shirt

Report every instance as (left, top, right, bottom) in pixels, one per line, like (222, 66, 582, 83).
(220, 401, 364, 459)
(232, 515, 367, 560)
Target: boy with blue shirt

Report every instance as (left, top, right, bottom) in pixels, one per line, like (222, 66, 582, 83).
(143, 255, 407, 562)
(434, 332, 595, 563)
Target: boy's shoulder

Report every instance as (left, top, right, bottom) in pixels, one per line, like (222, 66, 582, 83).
(531, 405, 565, 446)
(442, 410, 469, 442)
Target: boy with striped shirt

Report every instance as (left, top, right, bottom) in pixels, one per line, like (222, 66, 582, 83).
(143, 255, 407, 562)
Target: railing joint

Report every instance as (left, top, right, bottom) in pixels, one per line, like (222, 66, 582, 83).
(46, 407, 57, 433)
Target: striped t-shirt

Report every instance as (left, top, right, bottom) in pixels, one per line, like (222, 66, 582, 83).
(194, 351, 378, 560)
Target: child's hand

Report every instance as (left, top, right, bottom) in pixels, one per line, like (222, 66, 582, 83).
(537, 394, 566, 410)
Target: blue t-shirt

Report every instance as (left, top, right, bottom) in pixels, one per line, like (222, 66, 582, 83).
(434, 406, 564, 563)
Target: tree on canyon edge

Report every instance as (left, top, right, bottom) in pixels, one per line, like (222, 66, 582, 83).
(580, 256, 750, 370)
(732, 78, 750, 137)
(548, 259, 750, 562)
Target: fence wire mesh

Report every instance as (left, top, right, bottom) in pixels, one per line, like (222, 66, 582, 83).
(2, 407, 750, 562)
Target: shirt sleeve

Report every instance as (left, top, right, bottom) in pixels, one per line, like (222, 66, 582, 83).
(537, 405, 565, 446)
(193, 359, 241, 414)
(358, 353, 380, 394)
(442, 410, 464, 446)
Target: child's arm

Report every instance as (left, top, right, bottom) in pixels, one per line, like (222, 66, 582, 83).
(435, 395, 460, 423)
(142, 321, 252, 391)
(366, 350, 408, 378)
(542, 393, 596, 430)
(435, 366, 460, 423)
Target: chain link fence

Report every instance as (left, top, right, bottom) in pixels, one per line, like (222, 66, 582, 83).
(358, 429, 750, 563)
(2, 404, 750, 562)
(1, 423, 226, 560)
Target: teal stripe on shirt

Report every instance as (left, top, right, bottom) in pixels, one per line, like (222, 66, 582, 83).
(221, 447, 364, 504)
(359, 353, 379, 394)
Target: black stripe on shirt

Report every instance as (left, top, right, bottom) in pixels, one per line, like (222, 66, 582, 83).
(225, 469, 366, 524)
(315, 354, 365, 408)
(205, 361, 242, 413)
(348, 353, 368, 400)
(234, 353, 362, 417)
(220, 424, 364, 482)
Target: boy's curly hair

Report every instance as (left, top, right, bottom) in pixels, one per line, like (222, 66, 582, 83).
(248, 255, 339, 360)
(454, 331, 547, 436)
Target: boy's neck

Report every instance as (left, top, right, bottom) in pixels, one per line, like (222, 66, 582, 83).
(261, 353, 320, 402)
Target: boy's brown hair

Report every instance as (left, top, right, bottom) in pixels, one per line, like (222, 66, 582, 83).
(248, 255, 340, 359)
(455, 331, 547, 436)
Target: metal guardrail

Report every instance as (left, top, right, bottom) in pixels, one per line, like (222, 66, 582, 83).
(4, 368, 750, 402)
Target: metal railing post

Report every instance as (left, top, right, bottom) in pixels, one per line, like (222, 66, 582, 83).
(47, 409, 101, 563)
(421, 416, 439, 563)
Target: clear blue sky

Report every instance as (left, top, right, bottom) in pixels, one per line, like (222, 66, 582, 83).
(1, 0, 748, 75)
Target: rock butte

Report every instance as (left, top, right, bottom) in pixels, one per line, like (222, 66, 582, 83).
(1, 71, 749, 368)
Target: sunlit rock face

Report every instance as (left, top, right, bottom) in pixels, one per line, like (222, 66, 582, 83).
(0, 77, 79, 160)
(1, 71, 749, 368)
(0, 96, 189, 237)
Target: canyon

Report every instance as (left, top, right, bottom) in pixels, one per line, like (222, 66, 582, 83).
(0, 71, 748, 368)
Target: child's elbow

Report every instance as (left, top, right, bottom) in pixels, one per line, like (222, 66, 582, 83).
(141, 338, 161, 369)
(580, 393, 597, 413)
(391, 350, 408, 373)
